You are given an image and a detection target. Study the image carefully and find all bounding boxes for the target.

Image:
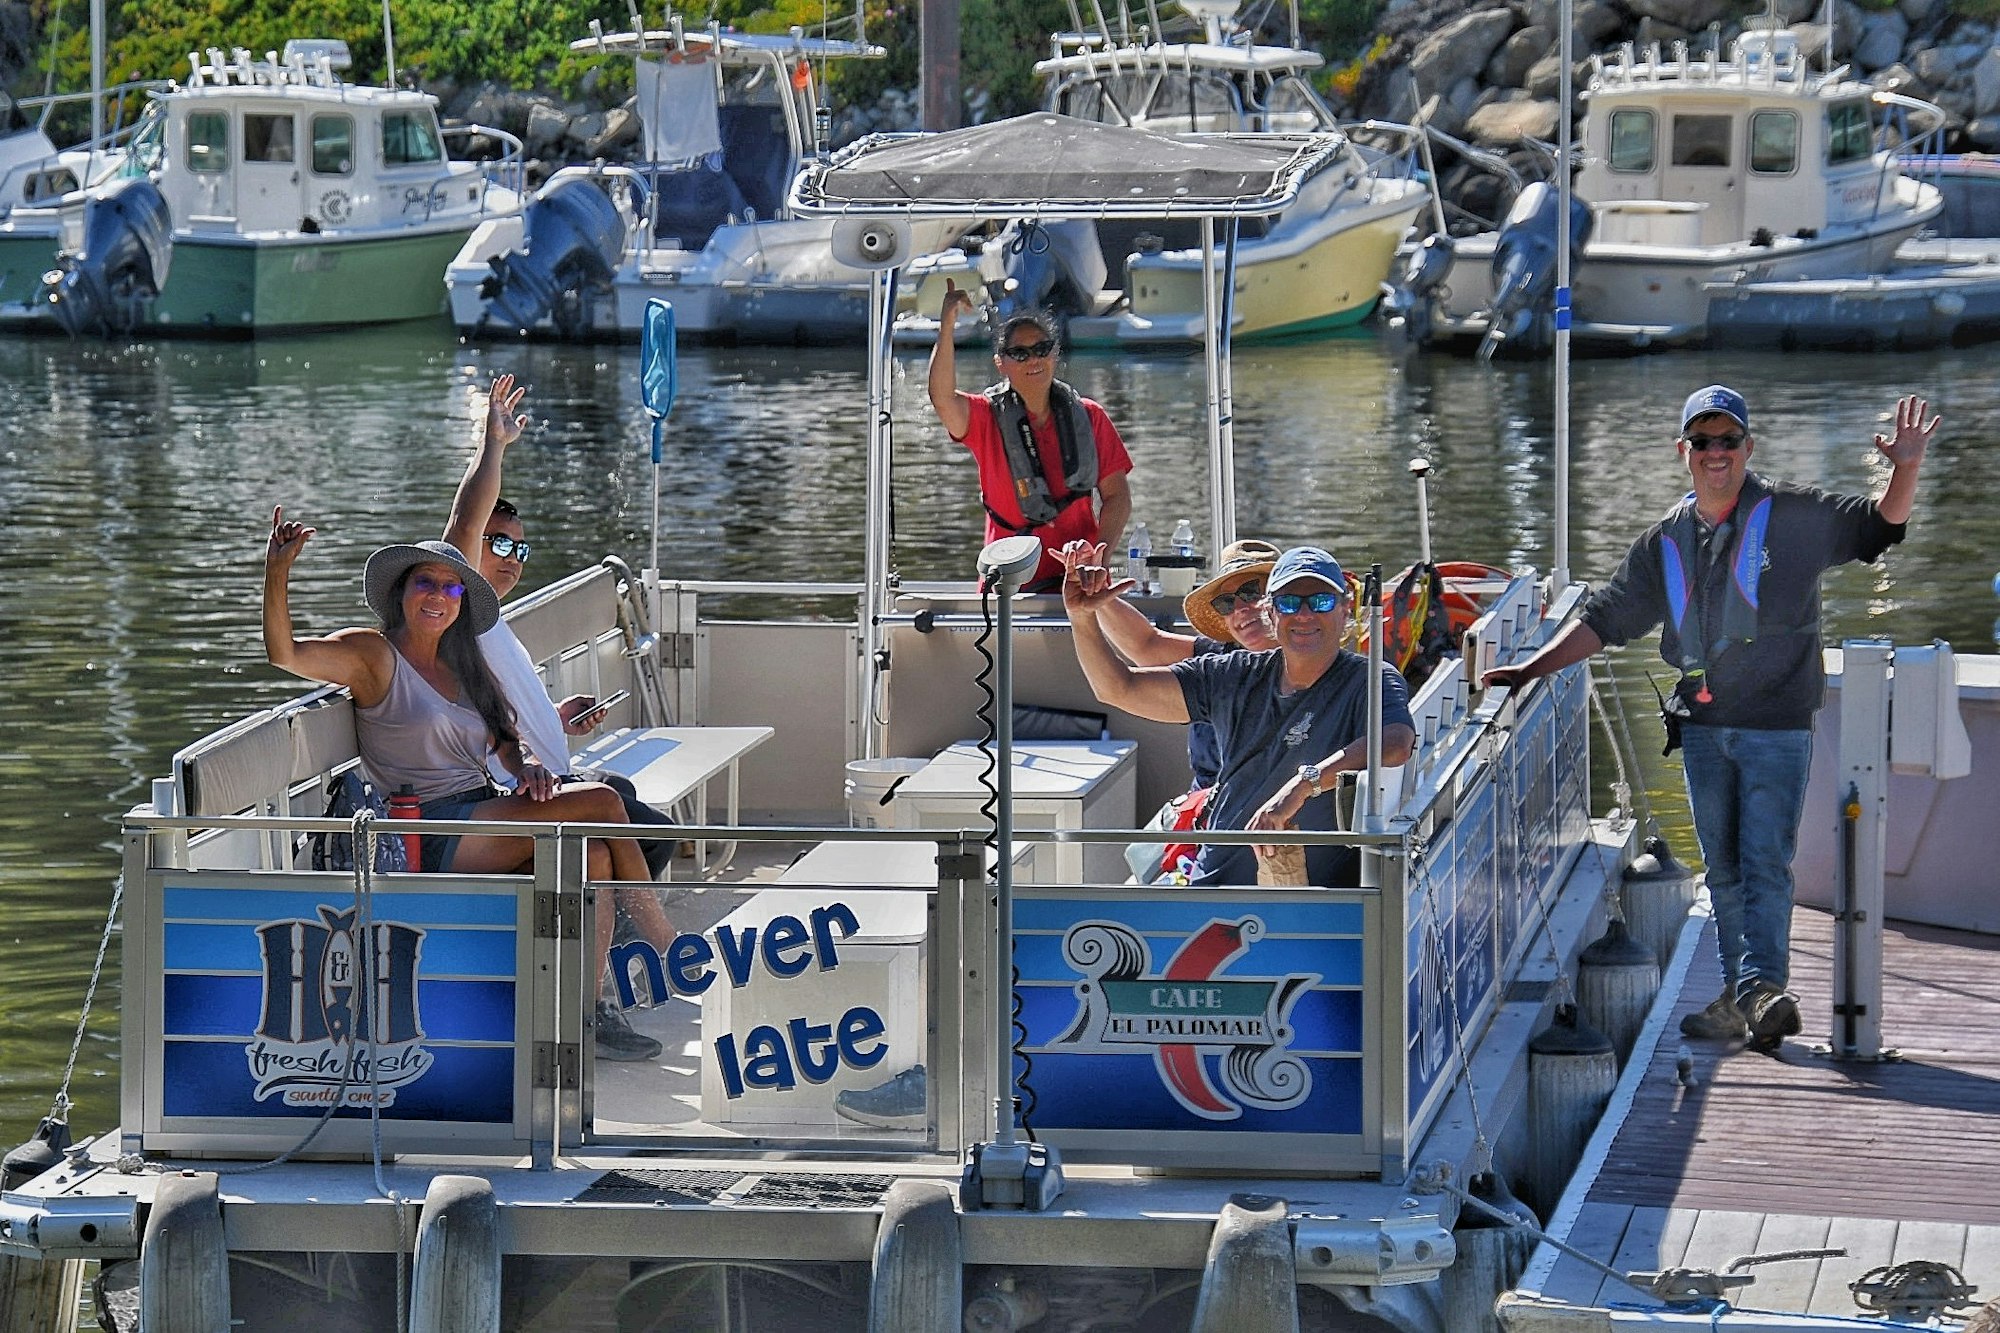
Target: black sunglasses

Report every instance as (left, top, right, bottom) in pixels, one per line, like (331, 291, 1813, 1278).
(1210, 580, 1265, 616)
(1680, 431, 1746, 453)
(484, 533, 531, 562)
(1000, 338, 1057, 363)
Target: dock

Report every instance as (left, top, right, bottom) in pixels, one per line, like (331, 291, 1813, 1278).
(1510, 904, 2000, 1325)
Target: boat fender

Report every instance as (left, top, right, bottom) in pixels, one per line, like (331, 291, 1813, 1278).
(0, 1115, 70, 1190)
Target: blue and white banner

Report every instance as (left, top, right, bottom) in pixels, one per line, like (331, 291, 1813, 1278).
(1019, 897, 1367, 1135)
(158, 885, 518, 1123)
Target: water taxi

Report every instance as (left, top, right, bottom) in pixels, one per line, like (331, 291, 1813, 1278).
(1, 112, 1992, 1333)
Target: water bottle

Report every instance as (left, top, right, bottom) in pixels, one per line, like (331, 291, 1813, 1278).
(1171, 517, 1195, 557)
(389, 784, 423, 869)
(1128, 521, 1151, 592)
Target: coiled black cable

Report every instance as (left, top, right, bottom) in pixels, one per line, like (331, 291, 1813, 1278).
(974, 577, 1038, 1140)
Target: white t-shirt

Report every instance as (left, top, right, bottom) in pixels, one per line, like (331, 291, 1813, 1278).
(479, 618, 573, 776)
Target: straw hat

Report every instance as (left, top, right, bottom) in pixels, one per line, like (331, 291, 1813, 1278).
(362, 540, 501, 635)
(1184, 539, 1281, 644)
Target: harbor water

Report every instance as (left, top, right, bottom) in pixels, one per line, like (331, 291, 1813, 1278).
(4, 324, 1999, 1149)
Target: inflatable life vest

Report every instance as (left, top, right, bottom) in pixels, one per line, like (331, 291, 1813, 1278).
(1659, 477, 1770, 698)
(1349, 561, 1514, 686)
(981, 379, 1098, 531)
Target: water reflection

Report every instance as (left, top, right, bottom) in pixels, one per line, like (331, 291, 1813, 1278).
(2, 323, 1997, 1145)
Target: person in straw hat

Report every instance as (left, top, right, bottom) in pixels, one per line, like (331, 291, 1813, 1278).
(1058, 537, 1280, 787)
(262, 508, 659, 892)
(1064, 542, 1414, 885)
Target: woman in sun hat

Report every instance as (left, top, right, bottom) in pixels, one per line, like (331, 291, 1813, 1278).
(262, 506, 654, 882)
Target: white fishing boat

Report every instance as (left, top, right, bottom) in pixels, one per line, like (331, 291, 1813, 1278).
(0, 81, 165, 317)
(11, 40, 525, 337)
(446, 20, 967, 343)
(1387, 30, 1950, 356)
(901, 1, 1430, 347)
(0, 113, 1992, 1333)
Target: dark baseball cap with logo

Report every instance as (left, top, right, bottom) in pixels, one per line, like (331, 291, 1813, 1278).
(1681, 384, 1749, 432)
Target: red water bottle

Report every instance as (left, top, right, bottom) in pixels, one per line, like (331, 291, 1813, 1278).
(389, 784, 423, 869)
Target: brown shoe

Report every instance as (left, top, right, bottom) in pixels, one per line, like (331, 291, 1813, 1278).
(1679, 992, 1746, 1040)
(1743, 984, 1801, 1043)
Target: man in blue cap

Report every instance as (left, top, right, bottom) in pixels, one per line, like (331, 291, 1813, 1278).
(1484, 386, 1939, 1048)
(1063, 542, 1415, 886)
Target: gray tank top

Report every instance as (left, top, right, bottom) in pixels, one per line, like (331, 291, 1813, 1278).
(355, 649, 495, 801)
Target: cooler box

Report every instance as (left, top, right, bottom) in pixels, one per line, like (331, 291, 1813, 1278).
(891, 739, 1138, 884)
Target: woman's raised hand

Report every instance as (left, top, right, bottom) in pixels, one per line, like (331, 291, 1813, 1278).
(267, 505, 315, 569)
(939, 277, 974, 326)
(487, 372, 528, 450)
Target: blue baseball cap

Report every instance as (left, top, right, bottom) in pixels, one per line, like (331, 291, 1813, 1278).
(1267, 545, 1346, 594)
(1681, 384, 1749, 432)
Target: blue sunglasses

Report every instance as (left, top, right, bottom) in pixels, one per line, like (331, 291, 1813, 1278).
(1270, 590, 1343, 615)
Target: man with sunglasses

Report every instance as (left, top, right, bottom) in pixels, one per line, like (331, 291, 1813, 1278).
(444, 374, 680, 1061)
(929, 280, 1132, 591)
(1482, 385, 1940, 1049)
(1065, 543, 1415, 886)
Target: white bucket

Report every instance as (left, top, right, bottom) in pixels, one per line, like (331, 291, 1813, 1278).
(844, 757, 927, 829)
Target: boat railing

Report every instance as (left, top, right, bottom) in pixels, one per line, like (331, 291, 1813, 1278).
(0, 81, 167, 214)
(14, 77, 167, 143)
(440, 122, 527, 212)
(133, 554, 1601, 1178)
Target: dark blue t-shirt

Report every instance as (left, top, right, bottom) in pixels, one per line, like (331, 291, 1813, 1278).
(1171, 648, 1413, 886)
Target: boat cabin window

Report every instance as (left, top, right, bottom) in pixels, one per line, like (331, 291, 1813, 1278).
(1749, 110, 1798, 174)
(1670, 114, 1731, 167)
(1145, 71, 1238, 132)
(243, 113, 295, 163)
(312, 114, 354, 174)
(1607, 108, 1655, 172)
(381, 110, 442, 165)
(185, 111, 228, 173)
(1055, 72, 1150, 125)
(1264, 75, 1330, 131)
(1826, 100, 1871, 165)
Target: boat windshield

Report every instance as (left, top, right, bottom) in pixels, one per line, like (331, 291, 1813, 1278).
(1051, 65, 1331, 134)
(122, 103, 165, 178)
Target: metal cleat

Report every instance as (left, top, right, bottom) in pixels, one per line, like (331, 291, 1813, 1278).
(1630, 1267, 1754, 1303)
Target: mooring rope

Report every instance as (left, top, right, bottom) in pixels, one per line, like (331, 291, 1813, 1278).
(47, 867, 127, 1128)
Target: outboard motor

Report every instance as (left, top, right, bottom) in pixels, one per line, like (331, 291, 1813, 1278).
(989, 218, 1108, 325)
(42, 177, 172, 338)
(1380, 232, 1456, 344)
(1479, 180, 1592, 360)
(478, 176, 632, 338)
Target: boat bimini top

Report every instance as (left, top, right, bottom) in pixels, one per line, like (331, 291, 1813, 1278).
(791, 112, 1348, 747)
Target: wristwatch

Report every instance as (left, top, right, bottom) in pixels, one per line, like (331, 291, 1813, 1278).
(1297, 763, 1323, 797)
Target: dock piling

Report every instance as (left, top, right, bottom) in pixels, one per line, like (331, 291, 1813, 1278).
(139, 1170, 229, 1333)
(409, 1174, 500, 1333)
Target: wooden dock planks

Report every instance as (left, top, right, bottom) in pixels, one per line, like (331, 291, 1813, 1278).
(1532, 905, 2000, 1319)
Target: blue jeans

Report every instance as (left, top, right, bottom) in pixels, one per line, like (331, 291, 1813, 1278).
(1679, 724, 1813, 1001)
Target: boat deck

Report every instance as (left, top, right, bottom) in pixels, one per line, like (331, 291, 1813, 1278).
(1529, 904, 2000, 1319)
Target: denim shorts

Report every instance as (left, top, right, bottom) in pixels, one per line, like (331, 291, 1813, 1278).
(417, 784, 499, 873)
